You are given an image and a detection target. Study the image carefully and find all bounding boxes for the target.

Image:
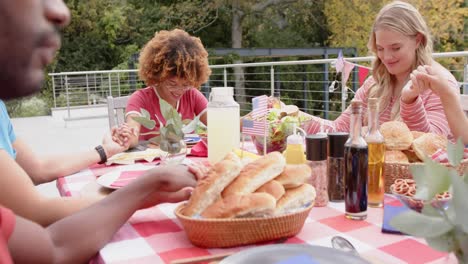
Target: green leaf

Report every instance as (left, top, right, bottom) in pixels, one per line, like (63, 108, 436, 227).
(159, 98, 174, 119)
(148, 135, 161, 145)
(411, 164, 430, 200)
(449, 172, 468, 232)
(390, 210, 452, 237)
(132, 116, 156, 129)
(412, 159, 451, 200)
(425, 231, 456, 252)
(140, 108, 151, 119)
(464, 171, 468, 185)
(448, 138, 465, 166)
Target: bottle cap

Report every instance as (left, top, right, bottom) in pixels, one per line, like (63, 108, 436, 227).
(328, 132, 349, 158)
(306, 134, 328, 161)
(287, 134, 303, 145)
(210, 87, 234, 102)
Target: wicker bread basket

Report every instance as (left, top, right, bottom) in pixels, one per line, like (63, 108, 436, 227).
(384, 159, 468, 193)
(174, 203, 313, 248)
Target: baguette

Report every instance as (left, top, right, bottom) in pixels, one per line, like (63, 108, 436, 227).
(183, 152, 242, 216)
(275, 183, 316, 215)
(201, 193, 276, 218)
(275, 164, 311, 188)
(222, 152, 286, 197)
(255, 180, 285, 200)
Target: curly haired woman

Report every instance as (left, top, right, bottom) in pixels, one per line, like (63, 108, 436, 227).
(115, 29, 211, 148)
(303, 1, 459, 140)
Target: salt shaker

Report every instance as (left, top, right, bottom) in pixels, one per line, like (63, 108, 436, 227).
(305, 134, 328, 207)
(327, 132, 349, 202)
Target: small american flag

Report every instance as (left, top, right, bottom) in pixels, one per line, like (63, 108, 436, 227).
(251, 95, 268, 119)
(242, 119, 266, 136)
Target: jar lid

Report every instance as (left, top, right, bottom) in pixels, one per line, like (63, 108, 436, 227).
(328, 132, 349, 158)
(305, 134, 328, 161)
(210, 87, 234, 100)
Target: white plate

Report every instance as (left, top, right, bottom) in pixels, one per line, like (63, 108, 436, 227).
(96, 164, 155, 189)
(220, 244, 370, 264)
(184, 134, 202, 145)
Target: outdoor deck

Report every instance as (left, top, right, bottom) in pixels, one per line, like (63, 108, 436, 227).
(12, 115, 109, 197)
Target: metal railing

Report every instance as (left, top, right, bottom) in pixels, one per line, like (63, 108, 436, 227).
(49, 51, 468, 120)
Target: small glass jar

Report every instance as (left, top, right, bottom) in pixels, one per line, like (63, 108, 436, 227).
(305, 134, 328, 207)
(160, 138, 187, 165)
(327, 132, 349, 202)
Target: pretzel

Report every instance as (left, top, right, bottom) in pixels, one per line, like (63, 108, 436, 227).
(391, 179, 451, 200)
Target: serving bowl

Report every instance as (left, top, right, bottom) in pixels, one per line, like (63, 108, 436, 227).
(390, 184, 451, 213)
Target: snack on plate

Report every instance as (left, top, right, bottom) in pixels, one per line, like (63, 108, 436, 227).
(275, 183, 316, 215)
(255, 180, 285, 201)
(275, 164, 312, 189)
(222, 152, 286, 197)
(380, 121, 413, 150)
(201, 193, 276, 219)
(412, 133, 447, 161)
(390, 178, 451, 200)
(385, 150, 409, 163)
(183, 152, 243, 217)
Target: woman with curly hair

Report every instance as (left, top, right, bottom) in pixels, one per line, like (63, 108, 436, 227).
(303, 1, 459, 140)
(115, 29, 211, 148)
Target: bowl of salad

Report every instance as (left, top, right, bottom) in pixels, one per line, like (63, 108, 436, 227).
(247, 107, 311, 155)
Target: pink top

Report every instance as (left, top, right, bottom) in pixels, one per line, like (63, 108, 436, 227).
(0, 207, 15, 264)
(304, 71, 459, 140)
(126, 87, 208, 140)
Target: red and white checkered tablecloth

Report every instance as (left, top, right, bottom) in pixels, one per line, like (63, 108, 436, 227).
(56, 158, 457, 264)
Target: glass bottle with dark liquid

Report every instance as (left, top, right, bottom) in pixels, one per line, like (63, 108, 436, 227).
(344, 100, 368, 220)
(365, 98, 385, 207)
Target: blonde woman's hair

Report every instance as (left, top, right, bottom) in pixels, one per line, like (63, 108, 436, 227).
(367, 1, 433, 120)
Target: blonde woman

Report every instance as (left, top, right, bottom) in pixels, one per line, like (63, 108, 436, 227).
(304, 1, 459, 139)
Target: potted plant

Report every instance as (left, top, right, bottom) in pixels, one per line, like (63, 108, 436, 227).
(391, 139, 468, 263)
(132, 97, 203, 164)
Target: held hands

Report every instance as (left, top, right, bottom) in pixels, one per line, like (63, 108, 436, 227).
(101, 132, 129, 158)
(111, 123, 137, 148)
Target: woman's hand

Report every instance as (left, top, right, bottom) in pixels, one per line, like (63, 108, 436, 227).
(111, 123, 136, 147)
(410, 65, 454, 101)
(101, 132, 129, 158)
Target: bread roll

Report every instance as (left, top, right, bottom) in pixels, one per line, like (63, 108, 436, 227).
(385, 150, 409, 163)
(402, 149, 421, 163)
(412, 133, 447, 161)
(411, 131, 424, 140)
(275, 183, 316, 215)
(255, 180, 285, 200)
(274, 164, 312, 189)
(183, 152, 243, 216)
(201, 193, 276, 218)
(381, 121, 413, 150)
(222, 152, 286, 197)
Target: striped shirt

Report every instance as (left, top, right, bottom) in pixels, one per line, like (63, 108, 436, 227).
(304, 69, 459, 140)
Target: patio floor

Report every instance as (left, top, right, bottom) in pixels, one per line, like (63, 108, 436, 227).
(11, 115, 110, 197)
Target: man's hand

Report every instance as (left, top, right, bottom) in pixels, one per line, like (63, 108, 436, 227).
(139, 165, 198, 208)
